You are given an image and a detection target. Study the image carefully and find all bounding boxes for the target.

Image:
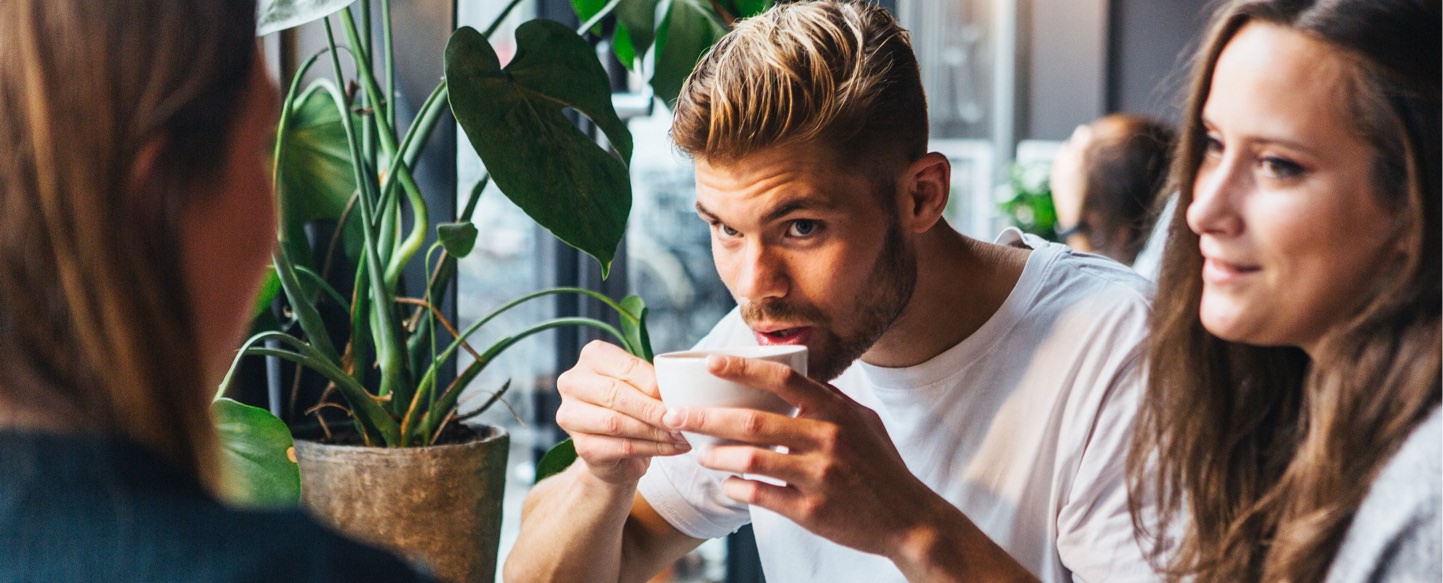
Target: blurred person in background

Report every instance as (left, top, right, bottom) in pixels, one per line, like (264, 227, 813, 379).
(1049, 113, 1175, 270)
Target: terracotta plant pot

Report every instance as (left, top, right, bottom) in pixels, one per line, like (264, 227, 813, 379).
(294, 426, 509, 582)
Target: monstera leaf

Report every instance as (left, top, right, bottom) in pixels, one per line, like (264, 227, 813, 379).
(214, 398, 301, 508)
(652, 0, 729, 108)
(446, 21, 633, 277)
(256, 0, 357, 36)
(570, 0, 771, 104)
(276, 81, 364, 267)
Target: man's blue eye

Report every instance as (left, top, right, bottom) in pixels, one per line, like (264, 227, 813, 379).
(788, 220, 819, 237)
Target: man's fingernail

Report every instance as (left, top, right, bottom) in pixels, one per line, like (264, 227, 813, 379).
(663, 408, 684, 428)
(705, 354, 727, 371)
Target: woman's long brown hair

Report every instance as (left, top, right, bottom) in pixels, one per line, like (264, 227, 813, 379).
(1127, 0, 1442, 581)
(0, 0, 257, 488)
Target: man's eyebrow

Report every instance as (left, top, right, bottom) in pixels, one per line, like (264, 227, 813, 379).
(694, 198, 832, 225)
(759, 200, 829, 224)
(695, 201, 719, 222)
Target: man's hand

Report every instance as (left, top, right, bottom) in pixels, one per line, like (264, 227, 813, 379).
(555, 340, 691, 485)
(658, 354, 1037, 582)
(657, 353, 931, 556)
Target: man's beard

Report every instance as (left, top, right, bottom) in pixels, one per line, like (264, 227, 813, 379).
(741, 221, 917, 381)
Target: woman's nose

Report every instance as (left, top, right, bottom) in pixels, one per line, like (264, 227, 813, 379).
(1187, 157, 1244, 237)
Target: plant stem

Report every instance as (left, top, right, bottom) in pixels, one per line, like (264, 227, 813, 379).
(271, 245, 342, 364)
(378, 81, 449, 288)
(459, 174, 489, 223)
(577, 0, 625, 35)
(482, 0, 530, 40)
(338, 9, 431, 291)
(324, 17, 407, 405)
(226, 330, 401, 446)
(382, 0, 396, 131)
(412, 317, 633, 444)
(295, 265, 352, 313)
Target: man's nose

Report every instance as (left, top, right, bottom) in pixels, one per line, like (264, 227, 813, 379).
(730, 242, 789, 304)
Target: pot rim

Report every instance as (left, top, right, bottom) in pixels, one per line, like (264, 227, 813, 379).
(293, 424, 509, 452)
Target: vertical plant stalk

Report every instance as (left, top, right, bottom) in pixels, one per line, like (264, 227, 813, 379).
(382, 0, 396, 132)
(324, 17, 407, 413)
(338, 8, 430, 291)
(482, 0, 530, 39)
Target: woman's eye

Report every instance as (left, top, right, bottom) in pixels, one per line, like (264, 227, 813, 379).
(787, 220, 820, 237)
(1259, 156, 1304, 179)
(1203, 135, 1223, 156)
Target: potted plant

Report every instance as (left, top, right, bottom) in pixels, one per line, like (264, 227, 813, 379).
(212, 1, 770, 581)
(998, 161, 1060, 241)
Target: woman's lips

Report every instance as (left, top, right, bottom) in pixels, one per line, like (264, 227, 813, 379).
(755, 327, 812, 346)
(1202, 257, 1261, 285)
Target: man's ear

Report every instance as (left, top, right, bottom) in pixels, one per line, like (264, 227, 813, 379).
(899, 151, 950, 233)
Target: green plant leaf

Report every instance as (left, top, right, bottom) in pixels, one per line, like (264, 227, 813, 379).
(251, 268, 282, 321)
(613, 22, 640, 71)
(620, 294, 654, 362)
(652, 0, 727, 108)
(615, 0, 660, 67)
(256, 0, 358, 37)
(446, 22, 633, 277)
(437, 222, 479, 258)
(277, 81, 363, 263)
(535, 438, 578, 483)
(572, 0, 617, 34)
(213, 398, 301, 508)
(721, 0, 770, 20)
(246, 268, 285, 335)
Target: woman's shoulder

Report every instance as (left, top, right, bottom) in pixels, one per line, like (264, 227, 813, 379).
(0, 430, 433, 582)
(1327, 406, 1442, 583)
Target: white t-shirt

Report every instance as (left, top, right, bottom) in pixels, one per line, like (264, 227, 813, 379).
(638, 229, 1156, 582)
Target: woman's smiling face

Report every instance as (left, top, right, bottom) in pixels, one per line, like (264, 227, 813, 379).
(1187, 22, 1402, 356)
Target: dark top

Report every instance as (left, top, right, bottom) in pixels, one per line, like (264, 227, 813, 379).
(0, 430, 434, 582)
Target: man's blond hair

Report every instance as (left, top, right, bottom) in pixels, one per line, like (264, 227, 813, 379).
(671, 0, 927, 182)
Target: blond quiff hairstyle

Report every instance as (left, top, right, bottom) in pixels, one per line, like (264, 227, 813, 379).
(671, 0, 926, 181)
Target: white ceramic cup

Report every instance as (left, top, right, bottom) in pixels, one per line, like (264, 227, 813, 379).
(653, 345, 807, 451)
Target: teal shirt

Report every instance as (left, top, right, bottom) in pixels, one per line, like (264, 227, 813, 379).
(0, 431, 434, 582)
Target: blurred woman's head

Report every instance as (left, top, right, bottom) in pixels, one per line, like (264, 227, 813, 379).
(1131, 0, 1440, 580)
(0, 0, 270, 485)
(1050, 114, 1173, 265)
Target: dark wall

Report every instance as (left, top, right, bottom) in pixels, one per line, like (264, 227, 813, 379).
(1106, 0, 1214, 125)
(1021, 0, 1211, 140)
(1022, 0, 1108, 140)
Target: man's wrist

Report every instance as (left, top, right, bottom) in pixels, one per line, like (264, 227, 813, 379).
(571, 461, 642, 500)
(887, 501, 1039, 583)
